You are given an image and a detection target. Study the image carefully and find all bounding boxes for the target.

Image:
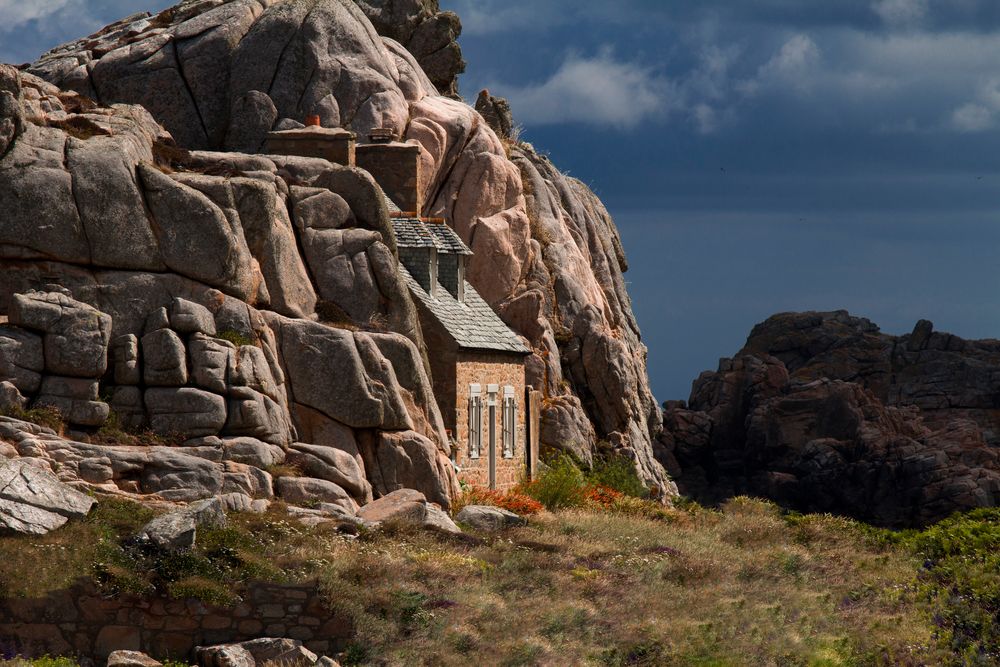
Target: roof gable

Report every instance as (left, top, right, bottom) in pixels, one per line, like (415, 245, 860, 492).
(401, 266, 530, 355)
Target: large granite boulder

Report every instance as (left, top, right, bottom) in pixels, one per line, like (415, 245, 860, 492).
(9, 291, 112, 379)
(275, 475, 359, 514)
(356, 487, 459, 533)
(269, 316, 413, 430)
(354, 0, 465, 96)
(0, 326, 44, 394)
(361, 430, 455, 509)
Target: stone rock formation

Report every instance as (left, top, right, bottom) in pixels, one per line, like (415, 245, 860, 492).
(660, 310, 1000, 526)
(354, 0, 465, 97)
(456, 504, 526, 531)
(0, 457, 96, 534)
(0, 0, 672, 521)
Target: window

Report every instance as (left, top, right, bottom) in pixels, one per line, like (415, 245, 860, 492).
(502, 385, 517, 458)
(468, 384, 482, 459)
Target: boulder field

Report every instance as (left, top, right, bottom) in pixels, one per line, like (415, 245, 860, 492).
(0, 0, 674, 531)
(659, 311, 1000, 527)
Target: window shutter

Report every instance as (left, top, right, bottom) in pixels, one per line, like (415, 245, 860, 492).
(468, 396, 478, 458)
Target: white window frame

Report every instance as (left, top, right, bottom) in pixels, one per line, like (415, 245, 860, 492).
(468, 383, 482, 459)
(502, 385, 517, 458)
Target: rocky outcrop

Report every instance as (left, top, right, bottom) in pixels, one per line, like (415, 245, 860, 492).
(353, 0, 465, 97)
(14, 0, 671, 504)
(661, 311, 1000, 526)
(0, 59, 462, 518)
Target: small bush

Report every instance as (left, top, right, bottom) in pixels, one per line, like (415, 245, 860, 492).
(167, 576, 238, 606)
(315, 300, 357, 329)
(265, 463, 303, 479)
(898, 508, 1000, 658)
(520, 454, 587, 510)
(215, 329, 255, 348)
(94, 411, 178, 447)
(586, 456, 649, 499)
(608, 495, 680, 522)
(583, 484, 624, 509)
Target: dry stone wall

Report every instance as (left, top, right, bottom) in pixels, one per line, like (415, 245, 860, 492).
(0, 580, 350, 661)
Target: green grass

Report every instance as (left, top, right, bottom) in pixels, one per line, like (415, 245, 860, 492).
(0, 405, 65, 433)
(0, 658, 79, 667)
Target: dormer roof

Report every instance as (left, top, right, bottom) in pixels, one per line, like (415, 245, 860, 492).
(391, 217, 472, 255)
(391, 218, 439, 249)
(427, 223, 473, 256)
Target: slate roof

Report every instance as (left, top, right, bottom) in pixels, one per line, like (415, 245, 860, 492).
(400, 266, 530, 355)
(391, 218, 439, 249)
(426, 222, 473, 255)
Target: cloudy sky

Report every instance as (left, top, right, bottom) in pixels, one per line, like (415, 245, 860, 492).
(4, 0, 1000, 401)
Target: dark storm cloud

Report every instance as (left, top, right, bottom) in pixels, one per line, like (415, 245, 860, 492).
(442, 0, 1000, 400)
(450, 0, 1000, 35)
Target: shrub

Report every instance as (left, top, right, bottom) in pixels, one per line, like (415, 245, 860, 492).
(94, 411, 179, 447)
(898, 508, 1000, 658)
(215, 329, 255, 348)
(520, 454, 587, 510)
(583, 484, 624, 509)
(586, 456, 649, 499)
(314, 300, 357, 329)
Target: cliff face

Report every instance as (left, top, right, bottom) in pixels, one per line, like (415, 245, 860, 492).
(6, 0, 671, 504)
(660, 311, 1000, 526)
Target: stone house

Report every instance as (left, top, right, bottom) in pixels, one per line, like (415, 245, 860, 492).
(391, 216, 537, 490)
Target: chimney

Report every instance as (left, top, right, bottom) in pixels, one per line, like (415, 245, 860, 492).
(264, 125, 356, 166)
(356, 129, 423, 215)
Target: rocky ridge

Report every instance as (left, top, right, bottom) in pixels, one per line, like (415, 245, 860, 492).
(0, 0, 672, 531)
(659, 311, 1000, 527)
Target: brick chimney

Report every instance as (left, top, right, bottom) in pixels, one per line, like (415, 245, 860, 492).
(356, 129, 423, 215)
(264, 126, 356, 166)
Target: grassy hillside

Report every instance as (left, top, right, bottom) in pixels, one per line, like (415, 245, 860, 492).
(7, 481, 1000, 665)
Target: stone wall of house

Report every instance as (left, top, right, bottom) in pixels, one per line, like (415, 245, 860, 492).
(0, 580, 350, 662)
(454, 352, 527, 490)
